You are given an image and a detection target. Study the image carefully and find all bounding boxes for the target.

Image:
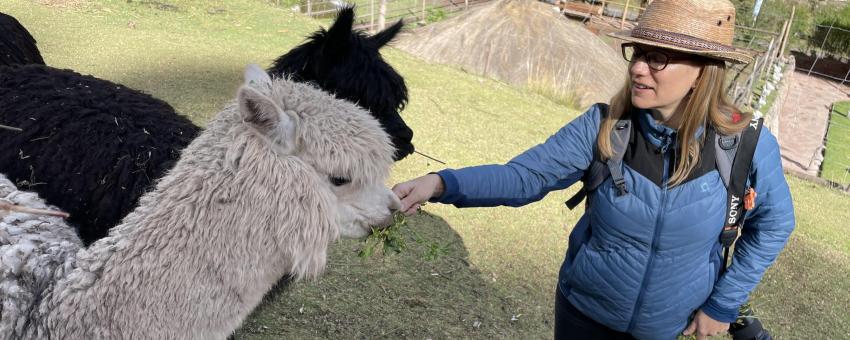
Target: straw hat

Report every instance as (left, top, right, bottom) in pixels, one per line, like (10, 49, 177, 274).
(609, 0, 753, 64)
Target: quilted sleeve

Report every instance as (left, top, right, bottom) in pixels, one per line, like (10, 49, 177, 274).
(432, 104, 604, 208)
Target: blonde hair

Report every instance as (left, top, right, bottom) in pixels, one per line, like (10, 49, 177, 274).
(597, 60, 752, 187)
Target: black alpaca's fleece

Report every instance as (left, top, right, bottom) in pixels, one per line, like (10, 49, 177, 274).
(0, 64, 200, 245)
(268, 6, 414, 161)
(0, 12, 45, 66)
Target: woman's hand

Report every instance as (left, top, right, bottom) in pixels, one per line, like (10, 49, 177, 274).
(391, 174, 445, 216)
(683, 309, 729, 340)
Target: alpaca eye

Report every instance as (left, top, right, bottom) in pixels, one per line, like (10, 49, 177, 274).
(329, 176, 350, 186)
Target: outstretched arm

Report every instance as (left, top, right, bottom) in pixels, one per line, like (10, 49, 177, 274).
(393, 104, 605, 213)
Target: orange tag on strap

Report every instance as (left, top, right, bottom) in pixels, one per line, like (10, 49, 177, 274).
(743, 188, 757, 210)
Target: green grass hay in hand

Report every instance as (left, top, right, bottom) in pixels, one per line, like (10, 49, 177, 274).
(359, 212, 408, 258)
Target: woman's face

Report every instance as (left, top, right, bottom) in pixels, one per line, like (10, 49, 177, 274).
(627, 44, 704, 115)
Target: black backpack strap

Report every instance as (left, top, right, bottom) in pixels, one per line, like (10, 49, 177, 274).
(564, 190, 586, 210)
(607, 120, 631, 196)
(565, 111, 631, 210)
(565, 160, 606, 209)
(718, 118, 764, 273)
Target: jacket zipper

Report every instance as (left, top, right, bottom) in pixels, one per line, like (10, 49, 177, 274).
(626, 144, 670, 332)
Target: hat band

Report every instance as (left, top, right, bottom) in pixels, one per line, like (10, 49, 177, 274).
(631, 27, 735, 52)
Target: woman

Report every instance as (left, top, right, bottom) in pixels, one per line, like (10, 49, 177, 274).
(392, 0, 795, 339)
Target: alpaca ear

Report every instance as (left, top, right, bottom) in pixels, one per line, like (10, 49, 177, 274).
(244, 63, 273, 91)
(237, 85, 297, 153)
(325, 6, 354, 47)
(371, 20, 403, 48)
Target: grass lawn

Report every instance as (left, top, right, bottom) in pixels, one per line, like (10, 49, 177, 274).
(4, 1, 849, 338)
(821, 101, 850, 186)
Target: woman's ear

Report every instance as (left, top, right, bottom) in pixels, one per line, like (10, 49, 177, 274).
(696, 66, 705, 88)
(692, 65, 706, 90)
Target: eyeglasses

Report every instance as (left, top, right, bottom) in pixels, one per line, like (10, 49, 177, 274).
(621, 43, 693, 71)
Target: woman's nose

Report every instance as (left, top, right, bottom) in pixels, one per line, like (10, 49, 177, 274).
(629, 58, 651, 76)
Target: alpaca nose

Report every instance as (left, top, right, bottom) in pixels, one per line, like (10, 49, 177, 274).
(388, 192, 402, 212)
(391, 138, 415, 161)
(384, 117, 414, 161)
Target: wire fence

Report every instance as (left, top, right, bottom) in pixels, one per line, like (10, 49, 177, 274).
(793, 20, 850, 188)
(293, 0, 492, 32)
(727, 25, 786, 111)
(799, 23, 850, 85)
(820, 102, 850, 188)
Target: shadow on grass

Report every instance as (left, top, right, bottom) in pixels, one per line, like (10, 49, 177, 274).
(99, 60, 265, 125)
(752, 234, 850, 339)
(234, 211, 546, 339)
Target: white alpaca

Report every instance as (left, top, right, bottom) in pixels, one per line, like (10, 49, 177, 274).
(0, 175, 82, 338)
(0, 64, 400, 339)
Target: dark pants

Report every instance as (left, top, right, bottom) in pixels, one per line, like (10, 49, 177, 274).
(554, 290, 635, 340)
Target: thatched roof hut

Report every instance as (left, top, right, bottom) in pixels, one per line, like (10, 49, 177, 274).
(395, 0, 627, 108)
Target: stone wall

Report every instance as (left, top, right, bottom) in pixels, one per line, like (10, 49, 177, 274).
(761, 55, 797, 144)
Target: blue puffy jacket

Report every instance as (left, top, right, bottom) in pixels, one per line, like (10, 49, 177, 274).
(433, 104, 795, 339)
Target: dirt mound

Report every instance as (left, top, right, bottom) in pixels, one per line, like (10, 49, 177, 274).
(395, 0, 626, 108)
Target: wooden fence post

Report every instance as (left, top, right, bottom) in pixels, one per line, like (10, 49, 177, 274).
(761, 37, 776, 79)
(777, 6, 795, 58)
(621, 0, 631, 29)
(378, 0, 387, 30)
(726, 63, 746, 97)
(743, 57, 760, 107)
(371, 0, 376, 32)
(776, 20, 789, 59)
(599, 0, 607, 20)
(421, 0, 426, 22)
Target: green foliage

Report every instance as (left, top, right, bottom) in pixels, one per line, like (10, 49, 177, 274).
(358, 212, 408, 258)
(808, 3, 850, 58)
(357, 212, 451, 261)
(730, 1, 850, 58)
(425, 7, 446, 23)
(358, 211, 454, 262)
(814, 2, 850, 28)
(421, 240, 451, 261)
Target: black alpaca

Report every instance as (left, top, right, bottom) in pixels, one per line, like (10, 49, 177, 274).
(269, 6, 414, 161)
(0, 64, 201, 244)
(0, 12, 45, 66)
(0, 8, 413, 245)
